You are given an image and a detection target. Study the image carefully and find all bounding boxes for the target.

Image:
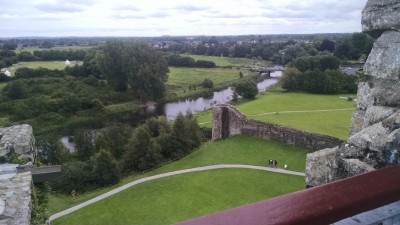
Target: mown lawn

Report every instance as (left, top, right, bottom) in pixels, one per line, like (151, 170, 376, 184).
(196, 92, 357, 140)
(52, 169, 304, 225)
(8, 61, 81, 76)
(48, 136, 307, 215)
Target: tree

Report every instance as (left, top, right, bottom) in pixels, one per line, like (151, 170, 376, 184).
(61, 93, 81, 114)
(95, 125, 132, 159)
(280, 68, 300, 91)
(100, 40, 169, 100)
(99, 40, 127, 91)
(319, 39, 335, 52)
(202, 78, 214, 88)
(123, 124, 163, 172)
(235, 79, 258, 99)
(91, 150, 121, 186)
(6, 80, 26, 100)
(56, 161, 94, 193)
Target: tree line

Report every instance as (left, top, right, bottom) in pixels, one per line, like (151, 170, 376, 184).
(166, 55, 216, 68)
(280, 55, 357, 94)
(48, 114, 208, 194)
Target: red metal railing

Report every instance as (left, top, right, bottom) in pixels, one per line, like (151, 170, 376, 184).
(175, 165, 400, 225)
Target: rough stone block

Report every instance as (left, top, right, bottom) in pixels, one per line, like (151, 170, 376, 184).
(364, 106, 398, 127)
(382, 110, 400, 131)
(364, 31, 400, 79)
(356, 82, 373, 110)
(347, 122, 390, 152)
(350, 109, 366, 136)
(0, 124, 36, 162)
(341, 158, 375, 178)
(371, 79, 400, 107)
(0, 172, 32, 225)
(362, 0, 400, 38)
(305, 147, 339, 186)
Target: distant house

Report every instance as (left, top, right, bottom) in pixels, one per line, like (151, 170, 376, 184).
(65, 60, 71, 65)
(1, 68, 11, 77)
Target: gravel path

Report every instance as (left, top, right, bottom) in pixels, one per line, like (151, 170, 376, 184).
(48, 164, 304, 222)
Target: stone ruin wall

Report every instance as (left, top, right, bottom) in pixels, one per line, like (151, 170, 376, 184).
(306, 0, 400, 187)
(212, 104, 342, 152)
(0, 124, 37, 163)
(0, 124, 36, 225)
(0, 172, 32, 225)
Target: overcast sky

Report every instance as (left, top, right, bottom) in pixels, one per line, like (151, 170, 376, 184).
(0, 0, 368, 37)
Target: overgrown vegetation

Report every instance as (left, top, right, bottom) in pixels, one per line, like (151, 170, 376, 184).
(50, 113, 205, 194)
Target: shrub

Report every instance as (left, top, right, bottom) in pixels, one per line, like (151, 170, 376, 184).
(202, 78, 214, 88)
(235, 78, 258, 99)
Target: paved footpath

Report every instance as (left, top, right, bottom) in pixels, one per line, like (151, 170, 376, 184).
(48, 164, 305, 222)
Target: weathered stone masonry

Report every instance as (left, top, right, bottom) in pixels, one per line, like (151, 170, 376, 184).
(306, 0, 400, 187)
(212, 104, 342, 152)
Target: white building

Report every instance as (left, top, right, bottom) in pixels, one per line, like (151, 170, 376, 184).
(4, 69, 11, 76)
(65, 60, 71, 65)
(1, 68, 11, 77)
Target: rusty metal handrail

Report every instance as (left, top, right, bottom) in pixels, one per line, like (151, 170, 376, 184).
(175, 165, 400, 225)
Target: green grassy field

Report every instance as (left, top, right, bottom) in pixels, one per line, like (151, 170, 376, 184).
(196, 92, 356, 140)
(185, 54, 269, 67)
(166, 67, 246, 99)
(49, 136, 307, 215)
(15, 46, 93, 53)
(52, 169, 304, 225)
(8, 61, 80, 76)
(0, 117, 10, 127)
(0, 83, 6, 90)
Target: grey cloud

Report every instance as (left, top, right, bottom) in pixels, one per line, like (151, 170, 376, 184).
(149, 12, 169, 18)
(175, 5, 209, 12)
(209, 12, 254, 19)
(35, 3, 84, 13)
(112, 14, 147, 19)
(113, 4, 140, 12)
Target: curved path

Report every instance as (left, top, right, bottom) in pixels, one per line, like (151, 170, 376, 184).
(49, 164, 304, 222)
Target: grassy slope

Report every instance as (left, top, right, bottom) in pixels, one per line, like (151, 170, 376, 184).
(49, 136, 307, 214)
(196, 92, 357, 140)
(0, 83, 6, 90)
(53, 169, 304, 225)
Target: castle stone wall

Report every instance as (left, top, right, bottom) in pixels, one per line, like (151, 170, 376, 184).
(212, 104, 342, 152)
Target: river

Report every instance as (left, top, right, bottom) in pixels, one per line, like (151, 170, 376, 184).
(61, 71, 282, 151)
(155, 71, 282, 120)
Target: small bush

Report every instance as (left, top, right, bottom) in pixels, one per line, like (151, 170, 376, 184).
(202, 78, 214, 88)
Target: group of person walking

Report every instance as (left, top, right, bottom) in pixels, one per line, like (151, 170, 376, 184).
(268, 159, 278, 168)
(267, 159, 288, 169)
